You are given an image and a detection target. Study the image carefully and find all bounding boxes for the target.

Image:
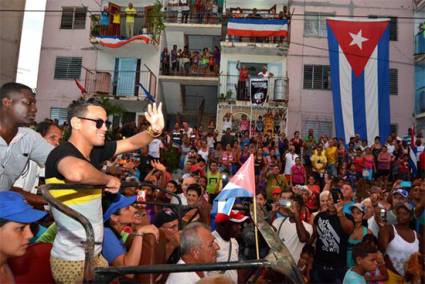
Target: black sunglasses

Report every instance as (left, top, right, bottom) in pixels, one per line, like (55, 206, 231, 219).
(77, 117, 110, 129)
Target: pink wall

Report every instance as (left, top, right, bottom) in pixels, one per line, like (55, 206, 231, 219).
(287, 0, 415, 138)
(36, 0, 98, 121)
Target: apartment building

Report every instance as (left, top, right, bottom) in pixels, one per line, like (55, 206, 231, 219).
(414, 0, 425, 134)
(287, 0, 415, 138)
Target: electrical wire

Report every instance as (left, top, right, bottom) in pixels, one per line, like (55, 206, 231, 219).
(0, 9, 425, 21)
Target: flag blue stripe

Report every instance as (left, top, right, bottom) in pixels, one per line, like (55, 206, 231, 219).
(327, 25, 346, 142)
(228, 18, 288, 26)
(215, 188, 253, 201)
(351, 71, 368, 141)
(377, 27, 391, 142)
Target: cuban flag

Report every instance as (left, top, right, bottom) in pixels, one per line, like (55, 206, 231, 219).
(326, 18, 391, 145)
(227, 18, 288, 37)
(213, 154, 256, 215)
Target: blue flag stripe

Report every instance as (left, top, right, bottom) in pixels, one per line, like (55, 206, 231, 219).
(327, 27, 346, 142)
(377, 27, 391, 142)
(352, 71, 368, 140)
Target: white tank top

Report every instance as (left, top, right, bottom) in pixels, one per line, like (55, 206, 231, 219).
(385, 225, 419, 276)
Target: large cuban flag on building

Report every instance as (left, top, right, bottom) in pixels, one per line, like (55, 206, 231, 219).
(227, 18, 289, 37)
(326, 18, 391, 144)
(213, 154, 256, 216)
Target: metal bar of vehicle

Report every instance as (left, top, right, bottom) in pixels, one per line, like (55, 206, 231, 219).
(94, 260, 270, 283)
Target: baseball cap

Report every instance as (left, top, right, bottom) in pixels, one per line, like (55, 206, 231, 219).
(392, 188, 409, 199)
(350, 203, 364, 213)
(0, 191, 47, 223)
(215, 210, 249, 224)
(154, 208, 178, 227)
(272, 187, 282, 195)
(103, 194, 137, 222)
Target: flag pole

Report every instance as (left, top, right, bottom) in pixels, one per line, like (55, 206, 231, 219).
(252, 193, 260, 260)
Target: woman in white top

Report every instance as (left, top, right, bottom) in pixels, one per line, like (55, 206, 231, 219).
(378, 203, 420, 279)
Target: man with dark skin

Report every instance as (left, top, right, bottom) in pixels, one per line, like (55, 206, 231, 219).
(212, 211, 248, 283)
(0, 82, 52, 206)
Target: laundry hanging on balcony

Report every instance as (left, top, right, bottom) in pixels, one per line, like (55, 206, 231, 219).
(92, 34, 152, 48)
(227, 18, 288, 37)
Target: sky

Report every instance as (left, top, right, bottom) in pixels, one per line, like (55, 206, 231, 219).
(16, 0, 47, 90)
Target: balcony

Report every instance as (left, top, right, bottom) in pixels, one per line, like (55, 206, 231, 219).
(83, 66, 157, 100)
(416, 0, 425, 10)
(218, 75, 289, 106)
(89, 13, 157, 47)
(415, 32, 425, 63)
(220, 8, 290, 55)
(164, 2, 223, 25)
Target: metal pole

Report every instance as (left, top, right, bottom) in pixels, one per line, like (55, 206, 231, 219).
(94, 260, 270, 282)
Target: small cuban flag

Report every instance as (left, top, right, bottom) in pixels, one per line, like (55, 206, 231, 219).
(213, 154, 256, 216)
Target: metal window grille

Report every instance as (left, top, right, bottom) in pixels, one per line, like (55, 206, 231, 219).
(304, 13, 333, 37)
(54, 57, 82, 80)
(50, 107, 68, 125)
(390, 68, 398, 96)
(60, 7, 87, 29)
(303, 65, 331, 90)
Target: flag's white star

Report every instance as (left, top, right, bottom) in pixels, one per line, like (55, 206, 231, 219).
(349, 30, 368, 50)
(236, 173, 244, 180)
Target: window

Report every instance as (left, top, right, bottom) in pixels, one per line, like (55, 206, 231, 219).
(304, 12, 334, 37)
(390, 68, 398, 96)
(368, 16, 397, 41)
(60, 7, 87, 29)
(54, 57, 82, 80)
(50, 107, 68, 125)
(303, 65, 331, 90)
(390, 123, 398, 135)
(303, 120, 333, 138)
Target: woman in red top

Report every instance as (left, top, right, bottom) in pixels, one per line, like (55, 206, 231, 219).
(290, 157, 306, 186)
(353, 148, 364, 177)
(236, 61, 249, 100)
(305, 175, 320, 212)
(362, 147, 376, 181)
(377, 146, 392, 181)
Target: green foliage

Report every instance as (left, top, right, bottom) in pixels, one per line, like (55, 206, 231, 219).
(148, 0, 165, 44)
(97, 95, 126, 117)
(91, 15, 100, 36)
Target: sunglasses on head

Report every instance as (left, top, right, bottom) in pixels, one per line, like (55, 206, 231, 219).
(77, 117, 110, 129)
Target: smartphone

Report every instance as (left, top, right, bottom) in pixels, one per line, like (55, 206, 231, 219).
(379, 208, 387, 222)
(137, 190, 146, 203)
(279, 199, 292, 208)
(331, 188, 342, 203)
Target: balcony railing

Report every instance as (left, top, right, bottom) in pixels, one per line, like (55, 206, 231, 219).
(165, 4, 223, 24)
(84, 67, 157, 99)
(160, 52, 220, 77)
(218, 75, 288, 103)
(90, 14, 153, 40)
(415, 32, 425, 55)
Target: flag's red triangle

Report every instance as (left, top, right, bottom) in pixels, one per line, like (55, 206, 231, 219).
(327, 19, 389, 77)
(227, 154, 256, 195)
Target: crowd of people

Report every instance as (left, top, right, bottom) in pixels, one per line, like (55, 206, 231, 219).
(161, 45, 220, 76)
(0, 81, 423, 284)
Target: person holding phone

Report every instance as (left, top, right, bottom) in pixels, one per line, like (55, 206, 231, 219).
(310, 187, 354, 283)
(378, 203, 420, 283)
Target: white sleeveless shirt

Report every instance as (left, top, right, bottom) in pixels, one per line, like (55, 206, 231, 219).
(385, 225, 419, 276)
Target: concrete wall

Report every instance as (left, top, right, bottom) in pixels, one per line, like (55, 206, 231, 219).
(287, 0, 415, 138)
(0, 0, 26, 85)
(36, 0, 98, 121)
